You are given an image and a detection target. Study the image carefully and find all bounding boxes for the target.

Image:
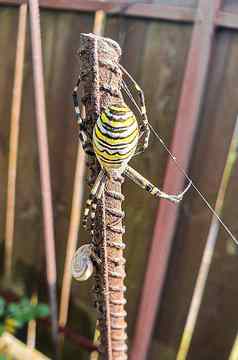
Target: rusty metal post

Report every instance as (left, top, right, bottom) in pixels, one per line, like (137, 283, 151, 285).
(130, 1, 223, 359)
(28, 0, 59, 356)
(77, 33, 127, 360)
(4, 3, 27, 281)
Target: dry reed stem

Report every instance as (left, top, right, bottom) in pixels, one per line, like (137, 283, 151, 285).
(4, 3, 27, 280)
(0, 332, 51, 360)
(28, 0, 59, 355)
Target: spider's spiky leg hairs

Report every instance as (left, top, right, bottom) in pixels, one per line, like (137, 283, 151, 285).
(72, 76, 93, 155)
(83, 164, 192, 231)
(82, 169, 107, 229)
(119, 64, 150, 154)
(125, 165, 191, 203)
(118, 64, 192, 202)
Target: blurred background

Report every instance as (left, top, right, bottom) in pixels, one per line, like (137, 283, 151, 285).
(1, 0, 238, 359)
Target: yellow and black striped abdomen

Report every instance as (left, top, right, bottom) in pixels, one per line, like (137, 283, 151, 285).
(93, 104, 139, 172)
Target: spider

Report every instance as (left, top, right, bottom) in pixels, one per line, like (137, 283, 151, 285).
(72, 63, 191, 233)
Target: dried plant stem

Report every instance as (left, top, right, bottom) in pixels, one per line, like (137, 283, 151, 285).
(177, 117, 238, 360)
(27, 293, 38, 349)
(0, 332, 50, 360)
(4, 3, 27, 281)
(93, 10, 105, 36)
(90, 321, 100, 360)
(28, 0, 59, 356)
(59, 141, 86, 330)
(229, 333, 238, 360)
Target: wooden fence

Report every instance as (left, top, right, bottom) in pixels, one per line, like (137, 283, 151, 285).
(1, 0, 238, 359)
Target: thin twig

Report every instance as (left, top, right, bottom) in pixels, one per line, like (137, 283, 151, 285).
(27, 293, 38, 349)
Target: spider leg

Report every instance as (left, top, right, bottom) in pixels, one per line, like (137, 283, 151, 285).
(72, 76, 91, 153)
(82, 169, 107, 229)
(89, 175, 107, 230)
(119, 64, 150, 153)
(124, 165, 192, 203)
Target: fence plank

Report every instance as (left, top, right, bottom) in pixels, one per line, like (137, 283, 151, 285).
(130, 1, 223, 359)
(0, 0, 196, 22)
(1, 0, 238, 31)
(216, 11, 238, 30)
(177, 118, 238, 360)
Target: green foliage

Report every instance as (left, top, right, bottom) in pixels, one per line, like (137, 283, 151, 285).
(0, 296, 50, 336)
(35, 304, 50, 318)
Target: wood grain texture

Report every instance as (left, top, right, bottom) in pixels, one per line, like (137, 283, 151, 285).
(131, 1, 223, 359)
(152, 29, 238, 360)
(0, 7, 18, 254)
(1, 3, 238, 360)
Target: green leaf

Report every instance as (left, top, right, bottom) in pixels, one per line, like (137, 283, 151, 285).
(7, 299, 33, 323)
(19, 303, 35, 322)
(7, 303, 19, 317)
(19, 298, 32, 312)
(0, 355, 7, 360)
(34, 304, 50, 318)
(19, 297, 30, 306)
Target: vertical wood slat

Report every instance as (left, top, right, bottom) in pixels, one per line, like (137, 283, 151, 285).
(4, 3, 27, 280)
(28, 0, 59, 356)
(58, 10, 106, 332)
(130, 1, 223, 359)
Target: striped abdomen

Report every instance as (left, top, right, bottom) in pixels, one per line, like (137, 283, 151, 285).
(93, 104, 139, 173)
